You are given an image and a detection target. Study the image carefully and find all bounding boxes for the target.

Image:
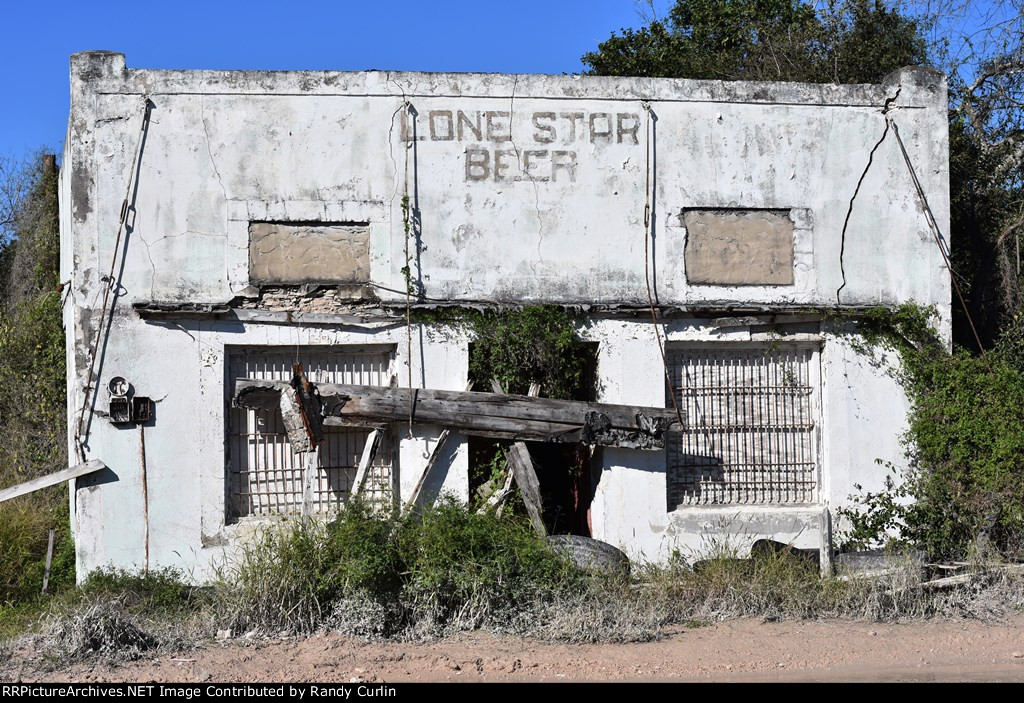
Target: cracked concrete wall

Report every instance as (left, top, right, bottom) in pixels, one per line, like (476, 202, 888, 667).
(67, 53, 949, 317)
(64, 309, 472, 582)
(60, 52, 950, 578)
(583, 317, 911, 561)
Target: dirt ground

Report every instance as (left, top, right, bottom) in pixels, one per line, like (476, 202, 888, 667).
(5, 617, 1024, 683)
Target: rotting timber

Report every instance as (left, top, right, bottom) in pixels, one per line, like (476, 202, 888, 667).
(234, 380, 684, 450)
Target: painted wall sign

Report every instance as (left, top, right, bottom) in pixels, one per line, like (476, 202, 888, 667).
(402, 108, 642, 183)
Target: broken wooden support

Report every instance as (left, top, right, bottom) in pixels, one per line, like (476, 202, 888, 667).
(480, 466, 516, 516)
(41, 528, 55, 595)
(405, 380, 475, 509)
(407, 430, 449, 509)
(506, 442, 546, 536)
(279, 364, 325, 453)
(0, 460, 107, 505)
(301, 450, 318, 517)
(351, 428, 384, 497)
(492, 380, 546, 534)
(819, 506, 833, 578)
(235, 381, 682, 449)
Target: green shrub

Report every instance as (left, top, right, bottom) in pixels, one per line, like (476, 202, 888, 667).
(467, 305, 590, 400)
(216, 497, 581, 637)
(0, 492, 73, 605)
(396, 497, 580, 630)
(841, 304, 1024, 559)
(78, 567, 199, 615)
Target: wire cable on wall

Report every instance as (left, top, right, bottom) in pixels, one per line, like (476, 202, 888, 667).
(891, 121, 989, 365)
(641, 101, 685, 429)
(73, 97, 152, 463)
(402, 102, 415, 439)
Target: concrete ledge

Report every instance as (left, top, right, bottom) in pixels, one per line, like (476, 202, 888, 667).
(66, 52, 949, 108)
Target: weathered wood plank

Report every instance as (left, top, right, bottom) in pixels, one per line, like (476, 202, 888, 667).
(351, 429, 383, 497)
(41, 528, 55, 595)
(236, 381, 681, 449)
(506, 442, 546, 536)
(479, 467, 516, 516)
(301, 450, 318, 517)
(493, 379, 546, 533)
(326, 411, 581, 441)
(280, 364, 324, 453)
(0, 460, 107, 505)
(406, 429, 449, 509)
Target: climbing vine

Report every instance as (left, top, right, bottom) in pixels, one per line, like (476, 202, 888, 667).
(837, 303, 1024, 559)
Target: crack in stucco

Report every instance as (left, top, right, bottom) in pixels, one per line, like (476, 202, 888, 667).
(836, 87, 901, 305)
(504, 75, 547, 271)
(200, 92, 231, 288)
(200, 94, 227, 202)
(385, 72, 411, 209)
(136, 229, 227, 298)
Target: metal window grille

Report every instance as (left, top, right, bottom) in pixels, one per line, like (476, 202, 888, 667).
(227, 347, 394, 518)
(666, 345, 818, 508)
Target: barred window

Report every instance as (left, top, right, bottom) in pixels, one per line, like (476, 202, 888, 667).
(226, 347, 394, 519)
(666, 345, 819, 508)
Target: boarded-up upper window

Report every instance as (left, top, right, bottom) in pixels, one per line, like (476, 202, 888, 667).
(249, 222, 370, 285)
(683, 209, 794, 285)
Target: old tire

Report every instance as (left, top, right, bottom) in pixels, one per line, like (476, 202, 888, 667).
(546, 535, 631, 576)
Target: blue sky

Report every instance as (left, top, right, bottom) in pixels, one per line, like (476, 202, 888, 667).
(0, 0, 663, 158)
(1, 1, 1013, 159)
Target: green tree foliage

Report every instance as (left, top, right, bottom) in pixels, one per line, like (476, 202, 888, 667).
(582, 0, 926, 84)
(0, 156, 66, 484)
(467, 306, 590, 400)
(947, 64, 1024, 349)
(0, 154, 72, 605)
(840, 305, 1024, 558)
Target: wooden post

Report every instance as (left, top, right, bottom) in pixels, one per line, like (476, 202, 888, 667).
(0, 460, 106, 505)
(505, 443, 546, 535)
(819, 506, 833, 578)
(301, 449, 318, 516)
(41, 529, 55, 594)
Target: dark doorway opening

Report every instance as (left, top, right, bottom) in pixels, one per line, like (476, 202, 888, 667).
(467, 342, 598, 536)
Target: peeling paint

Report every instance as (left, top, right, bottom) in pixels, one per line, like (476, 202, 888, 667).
(62, 53, 951, 579)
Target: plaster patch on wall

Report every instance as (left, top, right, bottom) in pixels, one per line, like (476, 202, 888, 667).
(683, 209, 795, 286)
(249, 222, 370, 285)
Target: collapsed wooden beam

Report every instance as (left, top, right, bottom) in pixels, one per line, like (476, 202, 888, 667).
(278, 363, 324, 453)
(234, 381, 683, 449)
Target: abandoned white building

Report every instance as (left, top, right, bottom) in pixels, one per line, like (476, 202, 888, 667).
(59, 52, 950, 580)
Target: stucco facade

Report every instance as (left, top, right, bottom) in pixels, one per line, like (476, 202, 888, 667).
(61, 52, 949, 579)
